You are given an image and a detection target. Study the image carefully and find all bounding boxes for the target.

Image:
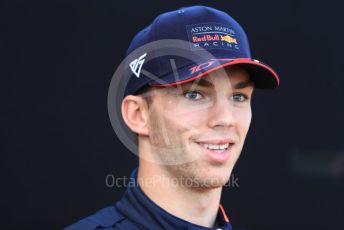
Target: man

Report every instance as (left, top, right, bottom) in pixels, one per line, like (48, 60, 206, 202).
(65, 5, 279, 230)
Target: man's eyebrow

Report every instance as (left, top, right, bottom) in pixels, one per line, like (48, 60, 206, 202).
(188, 78, 214, 88)
(185, 78, 253, 89)
(233, 79, 254, 89)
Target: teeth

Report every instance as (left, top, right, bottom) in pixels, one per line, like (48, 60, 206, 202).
(201, 143, 229, 150)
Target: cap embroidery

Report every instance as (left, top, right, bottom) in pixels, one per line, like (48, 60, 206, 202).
(186, 23, 240, 51)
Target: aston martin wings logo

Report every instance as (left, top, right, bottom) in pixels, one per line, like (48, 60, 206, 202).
(129, 53, 147, 78)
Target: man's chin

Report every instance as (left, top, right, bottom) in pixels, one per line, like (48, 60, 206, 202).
(186, 180, 227, 191)
(187, 174, 230, 190)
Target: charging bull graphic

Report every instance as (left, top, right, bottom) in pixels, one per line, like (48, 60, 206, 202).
(220, 35, 237, 44)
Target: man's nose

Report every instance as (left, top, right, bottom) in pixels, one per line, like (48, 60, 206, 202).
(207, 98, 236, 129)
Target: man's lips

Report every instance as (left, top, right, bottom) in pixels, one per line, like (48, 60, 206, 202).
(196, 142, 234, 152)
(195, 138, 235, 145)
(194, 139, 235, 163)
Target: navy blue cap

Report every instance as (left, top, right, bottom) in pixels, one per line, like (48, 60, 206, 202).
(123, 5, 280, 96)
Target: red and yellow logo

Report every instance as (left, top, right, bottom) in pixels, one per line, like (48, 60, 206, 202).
(220, 35, 237, 44)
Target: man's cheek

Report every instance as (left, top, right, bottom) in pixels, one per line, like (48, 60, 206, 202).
(170, 109, 208, 128)
(237, 109, 252, 128)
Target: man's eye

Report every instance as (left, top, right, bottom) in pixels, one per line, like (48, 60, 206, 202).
(230, 93, 247, 102)
(184, 91, 203, 100)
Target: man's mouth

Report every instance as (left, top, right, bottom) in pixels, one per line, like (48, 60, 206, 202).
(194, 138, 235, 162)
(196, 138, 234, 150)
(198, 143, 230, 152)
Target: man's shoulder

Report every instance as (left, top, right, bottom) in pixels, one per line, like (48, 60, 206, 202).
(63, 205, 138, 230)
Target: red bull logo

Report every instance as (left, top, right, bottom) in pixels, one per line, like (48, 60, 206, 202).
(187, 23, 240, 51)
(192, 34, 238, 44)
(220, 35, 237, 44)
(192, 34, 220, 42)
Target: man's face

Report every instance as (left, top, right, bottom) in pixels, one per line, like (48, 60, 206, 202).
(145, 66, 254, 189)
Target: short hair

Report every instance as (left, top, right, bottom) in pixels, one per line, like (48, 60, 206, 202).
(130, 86, 153, 138)
(134, 85, 153, 107)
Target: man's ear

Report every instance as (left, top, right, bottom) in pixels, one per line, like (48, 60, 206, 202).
(121, 95, 149, 136)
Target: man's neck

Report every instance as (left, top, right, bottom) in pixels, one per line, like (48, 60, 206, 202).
(137, 159, 222, 228)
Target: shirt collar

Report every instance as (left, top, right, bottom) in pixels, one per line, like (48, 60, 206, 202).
(115, 167, 233, 230)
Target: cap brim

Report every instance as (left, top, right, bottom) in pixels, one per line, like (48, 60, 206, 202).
(149, 58, 280, 89)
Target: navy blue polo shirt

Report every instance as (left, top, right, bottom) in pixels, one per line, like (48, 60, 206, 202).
(65, 168, 233, 230)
